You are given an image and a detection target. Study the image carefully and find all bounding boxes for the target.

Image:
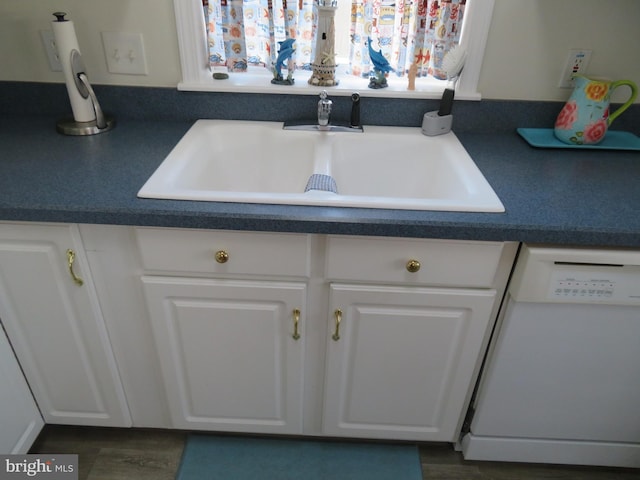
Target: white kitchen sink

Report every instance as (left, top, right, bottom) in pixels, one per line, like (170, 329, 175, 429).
(138, 120, 504, 212)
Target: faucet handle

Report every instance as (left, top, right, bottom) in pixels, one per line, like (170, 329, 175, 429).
(318, 90, 332, 110)
(318, 90, 332, 127)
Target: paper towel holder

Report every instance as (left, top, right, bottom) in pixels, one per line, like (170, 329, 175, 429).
(53, 11, 115, 135)
(57, 49, 115, 135)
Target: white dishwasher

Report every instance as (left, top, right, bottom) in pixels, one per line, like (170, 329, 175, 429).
(462, 245, 640, 468)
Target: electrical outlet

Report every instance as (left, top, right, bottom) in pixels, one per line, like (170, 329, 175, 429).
(101, 32, 148, 75)
(40, 30, 63, 72)
(558, 49, 592, 88)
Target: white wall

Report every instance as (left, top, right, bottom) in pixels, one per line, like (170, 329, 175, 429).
(0, 0, 638, 102)
(479, 0, 640, 102)
(0, 0, 180, 87)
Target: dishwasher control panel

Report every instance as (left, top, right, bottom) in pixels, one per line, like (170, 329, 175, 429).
(510, 245, 640, 305)
(550, 271, 617, 301)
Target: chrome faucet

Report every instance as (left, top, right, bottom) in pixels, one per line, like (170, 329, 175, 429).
(283, 91, 363, 132)
(317, 90, 332, 129)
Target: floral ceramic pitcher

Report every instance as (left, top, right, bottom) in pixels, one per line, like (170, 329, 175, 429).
(554, 75, 637, 145)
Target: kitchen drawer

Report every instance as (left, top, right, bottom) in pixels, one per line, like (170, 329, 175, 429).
(326, 236, 504, 287)
(135, 227, 310, 277)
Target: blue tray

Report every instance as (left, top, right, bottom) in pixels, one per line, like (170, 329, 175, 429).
(517, 128, 640, 151)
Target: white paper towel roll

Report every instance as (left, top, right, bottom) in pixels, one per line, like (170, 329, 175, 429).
(52, 13, 95, 123)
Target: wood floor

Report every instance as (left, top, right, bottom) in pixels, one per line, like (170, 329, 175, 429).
(30, 425, 640, 480)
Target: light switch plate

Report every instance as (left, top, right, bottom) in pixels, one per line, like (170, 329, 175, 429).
(101, 32, 148, 75)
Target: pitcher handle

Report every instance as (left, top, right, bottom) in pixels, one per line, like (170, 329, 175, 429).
(608, 80, 638, 125)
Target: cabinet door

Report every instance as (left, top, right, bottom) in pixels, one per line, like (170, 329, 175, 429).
(323, 283, 496, 442)
(141, 276, 306, 434)
(0, 324, 43, 453)
(0, 223, 131, 427)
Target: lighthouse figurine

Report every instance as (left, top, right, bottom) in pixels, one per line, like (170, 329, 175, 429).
(308, 0, 339, 87)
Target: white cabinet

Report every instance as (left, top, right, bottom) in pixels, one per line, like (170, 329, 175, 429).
(0, 223, 131, 427)
(0, 220, 520, 443)
(135, 227, 516, 442)
(136, 227, 310, 434)
(78, 224, 173, 428)
(321, 236, 515, 441)
(0, 323, 43, 453)
(141, 277, 306, 434)
(323, 284, 496, 441)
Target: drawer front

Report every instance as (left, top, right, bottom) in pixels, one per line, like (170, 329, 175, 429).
(135, 227, 310, 277)
(326, 236, 504, 287)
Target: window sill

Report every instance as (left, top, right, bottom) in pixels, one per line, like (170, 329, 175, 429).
(178, 68, 481, 101)
(173, 0, 492, 101)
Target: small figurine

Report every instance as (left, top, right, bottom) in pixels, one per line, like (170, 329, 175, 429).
(367, 37, 394, 89)
(271, 38, 296, 85)
(309, 0, 339, 86)
(407, 62, 418, 91)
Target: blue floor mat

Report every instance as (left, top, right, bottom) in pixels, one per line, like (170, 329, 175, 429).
(176, 434, 423, 480)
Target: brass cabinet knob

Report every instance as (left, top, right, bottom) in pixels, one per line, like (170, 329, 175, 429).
(406, 259, 421, 273)
(214, 250, 229, 264)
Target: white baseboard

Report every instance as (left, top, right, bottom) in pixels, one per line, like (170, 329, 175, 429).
(461, 433, 640, 469)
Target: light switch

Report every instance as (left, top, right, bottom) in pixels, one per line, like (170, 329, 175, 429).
(101, 32, 148, 75)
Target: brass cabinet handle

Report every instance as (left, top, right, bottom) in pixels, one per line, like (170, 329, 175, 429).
(292, 308, 301, 340)
(214, 250, 229, 263)
(66, 249, 84, 286)
(332, 309, 342, 341)
(406, 259, 421, 273)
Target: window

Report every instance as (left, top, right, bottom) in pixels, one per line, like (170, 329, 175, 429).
(173, 0, 494, 99)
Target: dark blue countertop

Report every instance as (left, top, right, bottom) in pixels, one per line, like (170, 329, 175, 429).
(1, 115, 639, 247)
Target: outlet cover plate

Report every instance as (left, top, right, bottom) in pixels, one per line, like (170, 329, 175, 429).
(101, 32, 148, 75)
(40, 30, 62, 72)
(558, 49, 592, 88)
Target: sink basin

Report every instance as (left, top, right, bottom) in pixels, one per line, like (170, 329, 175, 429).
(139, 121, 317, 201)
(138, 120, 504, 212)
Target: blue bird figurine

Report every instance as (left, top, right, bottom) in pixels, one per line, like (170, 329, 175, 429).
(367, 37, 394, 89)
(272, 38, 296, 85)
